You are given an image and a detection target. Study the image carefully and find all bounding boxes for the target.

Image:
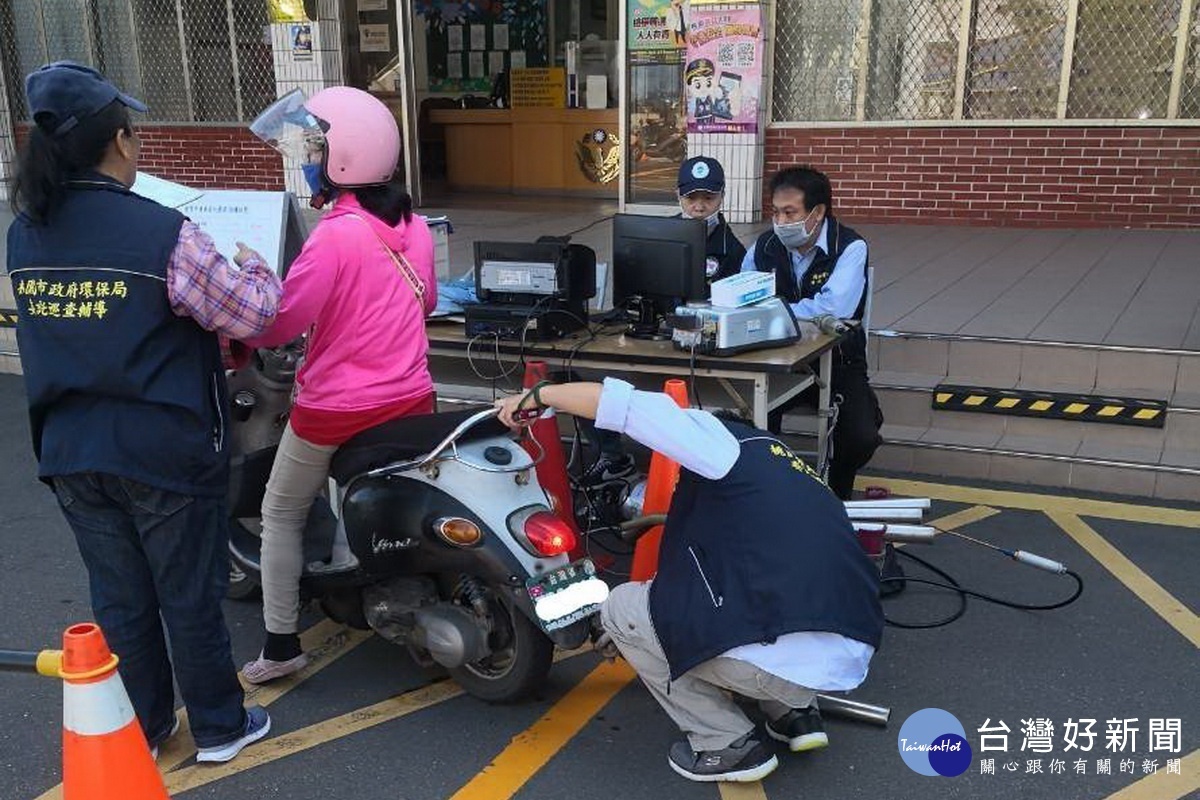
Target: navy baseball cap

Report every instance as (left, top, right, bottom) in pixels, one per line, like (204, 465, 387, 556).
(25, 61, 147, 137)
(678, 156, 725, 195)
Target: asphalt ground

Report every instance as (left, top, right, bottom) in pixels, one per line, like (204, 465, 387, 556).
(0, 372, 1197, 800)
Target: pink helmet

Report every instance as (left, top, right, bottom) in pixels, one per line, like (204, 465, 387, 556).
(305, 86, 399, 187)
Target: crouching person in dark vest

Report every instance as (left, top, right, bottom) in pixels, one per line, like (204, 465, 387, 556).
(742, 166, 883, 499)
(497, 378, 883, 783)
(6, 62, 281, 762)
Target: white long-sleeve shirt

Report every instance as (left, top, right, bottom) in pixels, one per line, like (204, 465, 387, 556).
(595, 378, 874, 691)
(740, 219, 868, 320)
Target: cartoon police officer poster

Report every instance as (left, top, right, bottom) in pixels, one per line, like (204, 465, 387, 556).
(685, 7, 762, 134)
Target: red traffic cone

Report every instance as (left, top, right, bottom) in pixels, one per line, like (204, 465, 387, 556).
(60, 623, 169, 800)
(521, 361, 586, 559)
(630, 379, 689, 581)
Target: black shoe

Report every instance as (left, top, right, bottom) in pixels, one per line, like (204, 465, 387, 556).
(581, 453, 636, 485)
(667, 733, 779, 782)
(766, 706, 829, 753)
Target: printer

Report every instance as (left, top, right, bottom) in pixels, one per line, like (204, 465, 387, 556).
(466, 237, 596, 340)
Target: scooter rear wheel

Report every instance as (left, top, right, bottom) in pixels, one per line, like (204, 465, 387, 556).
(227, 556, 262, 601)
(450, 588, 553, 704)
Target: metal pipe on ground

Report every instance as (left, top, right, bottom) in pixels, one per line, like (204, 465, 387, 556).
(816, 694, 891, 726)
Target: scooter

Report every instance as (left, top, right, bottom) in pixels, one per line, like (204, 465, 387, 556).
(223, 343, 609, 702)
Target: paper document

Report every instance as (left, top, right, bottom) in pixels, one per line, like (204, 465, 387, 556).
(130, 172, 203, 209)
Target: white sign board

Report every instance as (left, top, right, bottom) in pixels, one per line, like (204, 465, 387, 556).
(131, 173, 295, 275)
(180, 192, 290, 275)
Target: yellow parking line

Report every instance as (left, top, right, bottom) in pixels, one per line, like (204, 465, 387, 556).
(718, 782, 771, 800)
(1046, 511, 1200, 648)
(449, 659, 636, 800)
(166, 647, 593, 794)
(167, 676, 465, 794)
(856, 477, 1200, 529)
(1103, 748, 1200, 800)
(927, 505, 1000, 532)
(33, 619, 371, 800)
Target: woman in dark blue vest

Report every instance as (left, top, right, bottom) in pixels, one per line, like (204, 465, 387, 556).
(6, 62, 280, 762)
(496, 379, 883, 783)
(741, 166, 883, 499)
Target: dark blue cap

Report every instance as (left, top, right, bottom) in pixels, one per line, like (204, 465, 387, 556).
(25, 61, 147, 137)
(678, 156, 725, 195)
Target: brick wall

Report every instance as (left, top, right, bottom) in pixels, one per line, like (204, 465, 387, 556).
(764, 126, 1200, 228)
(13, 124, 284, 191)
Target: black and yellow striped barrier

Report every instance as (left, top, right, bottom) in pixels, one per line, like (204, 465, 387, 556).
(933, 384, 1167, 428)
(0, 309, 17, 328)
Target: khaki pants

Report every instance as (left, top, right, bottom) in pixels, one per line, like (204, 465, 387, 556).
(259, 424, 338, 635)
(601, 581, 816, 751)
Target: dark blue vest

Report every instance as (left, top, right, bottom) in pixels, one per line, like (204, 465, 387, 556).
(7, 175, 230, 496)
(648, 421, 884, 679)
(752, 216, 869, 364)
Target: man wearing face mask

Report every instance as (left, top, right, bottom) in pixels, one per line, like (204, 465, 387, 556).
(583, 155, 747, 486)
(740, 166, 882, 500)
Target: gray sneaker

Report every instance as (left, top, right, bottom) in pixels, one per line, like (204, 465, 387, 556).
(196, 706, 271, 764)
(667, 733, 779, 782)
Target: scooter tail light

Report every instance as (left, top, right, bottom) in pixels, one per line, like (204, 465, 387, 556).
(522, 511, 577, 557)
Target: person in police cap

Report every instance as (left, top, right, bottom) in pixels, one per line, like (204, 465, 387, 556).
(6, 61, 279, 762)
(740, 165, 883, 500)
(496, 378, 884, 783)
(582, 155, 747, 486)
(677, 155, 746, 285)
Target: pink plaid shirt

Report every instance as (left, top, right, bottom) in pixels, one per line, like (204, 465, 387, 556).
(166, 221, 282, 363)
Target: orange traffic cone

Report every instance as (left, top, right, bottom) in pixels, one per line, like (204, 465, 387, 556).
(520, 361, 586, 559)
(630, 379, 689, 581)
(60, 623, 169, 800)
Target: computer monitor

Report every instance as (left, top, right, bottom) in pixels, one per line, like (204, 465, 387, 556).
(612, 214, 708, 337)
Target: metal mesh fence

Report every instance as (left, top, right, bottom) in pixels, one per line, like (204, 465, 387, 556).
(1174, 0, 1200, 116)
(965, 0, 1068, 119)
(772, 0, 867, 122)
(0, 0, 276, 123)
(1067, 0, 1180, 118)
(773, 0, 1199, 121)
(864, 0, 964, 120)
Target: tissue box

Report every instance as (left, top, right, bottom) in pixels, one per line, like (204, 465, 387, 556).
(710, 271, 776, 309)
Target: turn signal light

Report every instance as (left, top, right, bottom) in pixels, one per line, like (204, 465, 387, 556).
(436, 517, 483, 547)
(522, 511, 577, 557)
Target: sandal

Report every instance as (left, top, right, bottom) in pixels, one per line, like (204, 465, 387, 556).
(242, 652, 308, 685)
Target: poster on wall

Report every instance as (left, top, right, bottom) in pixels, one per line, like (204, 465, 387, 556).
(290, 24, 313, 61)
(684, 7, 762, 134)
(360, 23, 392, 52)
(358, 0, 389, 10)
(628, 0, 688, 51)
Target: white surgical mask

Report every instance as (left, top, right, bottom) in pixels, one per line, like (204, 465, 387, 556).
(680, 201, 721, 233)
(774, 208, 818, 249)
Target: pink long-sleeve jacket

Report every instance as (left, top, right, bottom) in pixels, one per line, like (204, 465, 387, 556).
(245, 192, 437, 413)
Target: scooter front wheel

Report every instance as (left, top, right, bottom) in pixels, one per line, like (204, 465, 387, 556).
(450, 588, 553, 704)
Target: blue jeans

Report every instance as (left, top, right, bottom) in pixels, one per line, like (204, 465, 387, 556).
(52, 473, 247, 748)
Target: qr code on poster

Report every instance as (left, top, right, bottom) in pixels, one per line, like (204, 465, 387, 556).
(734, 42, 755, 67)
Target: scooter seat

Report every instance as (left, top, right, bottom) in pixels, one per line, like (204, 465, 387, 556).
(329, 406, 511, 484)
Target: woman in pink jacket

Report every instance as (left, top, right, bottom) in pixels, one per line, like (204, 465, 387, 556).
(243, 87, 437, 682)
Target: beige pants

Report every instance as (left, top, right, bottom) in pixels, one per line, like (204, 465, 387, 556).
(259, 423, 338, 635)
(601, 580, 816, 752)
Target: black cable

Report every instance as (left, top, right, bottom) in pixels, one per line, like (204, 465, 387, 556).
(882, 549, 1085, 629)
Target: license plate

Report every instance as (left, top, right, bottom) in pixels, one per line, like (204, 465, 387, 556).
(526, 559, 609, 633)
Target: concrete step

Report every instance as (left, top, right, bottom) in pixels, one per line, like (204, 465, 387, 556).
(850, 330, 1200, 500)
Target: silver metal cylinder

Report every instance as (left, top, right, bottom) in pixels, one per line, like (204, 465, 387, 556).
(815, 694, 891, 726)
(844, 498, 932, 510)
(846, 507, 925, 521)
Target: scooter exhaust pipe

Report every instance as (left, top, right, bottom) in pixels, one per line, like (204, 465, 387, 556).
(815, 694, 891, 727)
